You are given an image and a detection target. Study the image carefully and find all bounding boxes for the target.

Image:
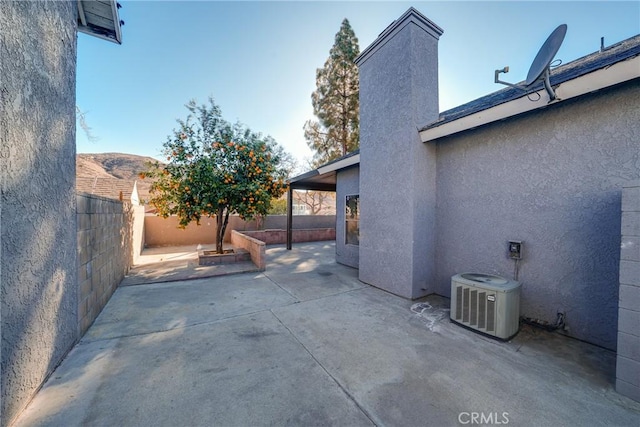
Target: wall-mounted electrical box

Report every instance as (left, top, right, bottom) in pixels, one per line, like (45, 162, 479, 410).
(508, 241, 523, 260)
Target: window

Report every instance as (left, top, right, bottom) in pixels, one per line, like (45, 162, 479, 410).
(345, 195, 359, 245)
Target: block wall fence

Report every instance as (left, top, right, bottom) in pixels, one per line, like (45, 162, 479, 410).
(144, 214, 336, 247)
(77, 194, 144, 335)
(617, 180, 640, 403)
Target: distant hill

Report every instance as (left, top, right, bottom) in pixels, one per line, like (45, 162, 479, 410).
(76, 153, 159, 204)
(77, 152, 157, 180)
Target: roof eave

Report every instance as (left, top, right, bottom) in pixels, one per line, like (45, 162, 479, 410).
(420, 54, 640, 142)
(289, 169, 319, 184)
(288, 153, 360, 191)
(317, 153, 360, 175)
(77, 0, 122, 44)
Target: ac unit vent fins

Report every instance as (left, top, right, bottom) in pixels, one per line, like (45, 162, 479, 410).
(450, 273, 521, 340)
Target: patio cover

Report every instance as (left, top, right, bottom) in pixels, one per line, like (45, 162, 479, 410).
(286, 150, 360, 249)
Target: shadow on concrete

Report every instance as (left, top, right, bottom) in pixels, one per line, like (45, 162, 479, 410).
(12, 242, 640, 426)
(121, 243, 260, 286)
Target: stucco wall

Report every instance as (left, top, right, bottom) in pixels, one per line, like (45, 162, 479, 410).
(1, 1, 78, 425)
(336, 166, 360, 268)
(617, 180, 640, 402)
(131, 204, 145, 264)
(434, 80, 640, 350)
(77, 194, 134, 335)
(144, 214, 336, 247)
(358, 12, 441, 298)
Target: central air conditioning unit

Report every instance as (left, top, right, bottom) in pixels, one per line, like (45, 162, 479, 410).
(450, 273, 521, 340)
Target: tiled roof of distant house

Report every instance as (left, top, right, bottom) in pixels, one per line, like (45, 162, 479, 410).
(76, 177, 150, 204)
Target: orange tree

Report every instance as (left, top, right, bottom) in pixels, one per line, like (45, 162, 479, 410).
(141, 98, 289, 253)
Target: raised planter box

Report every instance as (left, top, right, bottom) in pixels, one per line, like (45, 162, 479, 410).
(198, 248, 251, 266)
(196, 228, 336, 270)
(231, 230, 266, 271)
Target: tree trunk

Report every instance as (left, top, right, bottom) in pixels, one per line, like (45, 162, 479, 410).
(216, 206, 225, 253)
(220, 209, 230, 253)
(215, 207, 231, 254)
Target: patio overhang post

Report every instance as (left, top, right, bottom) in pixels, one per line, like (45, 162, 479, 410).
(286, 186, 293, 250)
(286, 153, 351, 250)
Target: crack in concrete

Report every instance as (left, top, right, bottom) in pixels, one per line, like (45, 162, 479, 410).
(269, 309, 379, 427)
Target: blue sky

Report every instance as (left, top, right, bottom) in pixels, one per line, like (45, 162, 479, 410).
(76, 1, 640, 166)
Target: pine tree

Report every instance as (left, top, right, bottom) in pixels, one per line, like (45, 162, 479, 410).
(304, 18, 360, 167)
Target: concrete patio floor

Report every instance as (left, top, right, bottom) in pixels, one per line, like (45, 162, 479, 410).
(121, 243, 259, 286)
(13, 242, 640, 426)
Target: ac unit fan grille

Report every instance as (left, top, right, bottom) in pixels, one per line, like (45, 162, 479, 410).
(470, 289, 478, 326)
(478, 292, 486, 329)
(454, 285, 496, 332)
(487, 297, 495, 332)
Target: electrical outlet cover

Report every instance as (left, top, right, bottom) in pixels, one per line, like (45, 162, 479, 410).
(508, 241, 522, 259)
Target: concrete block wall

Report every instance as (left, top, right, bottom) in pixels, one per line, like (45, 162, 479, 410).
(231, 230, 266, 271)
(265, 214, 336, 230)
(77, 194, 134, 335)
(240, 228, 336, 245)
(617, 180, 640, 402)
(144, 214, 336, 247)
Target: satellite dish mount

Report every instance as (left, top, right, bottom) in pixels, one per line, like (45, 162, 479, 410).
(494, 24, 567, 102)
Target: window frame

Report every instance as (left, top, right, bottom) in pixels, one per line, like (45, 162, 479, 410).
(345, 194, 359, 246)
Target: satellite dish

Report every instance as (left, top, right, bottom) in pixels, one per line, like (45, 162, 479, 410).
(525, 24, 567, 86)
(494, 24, 567, 102)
